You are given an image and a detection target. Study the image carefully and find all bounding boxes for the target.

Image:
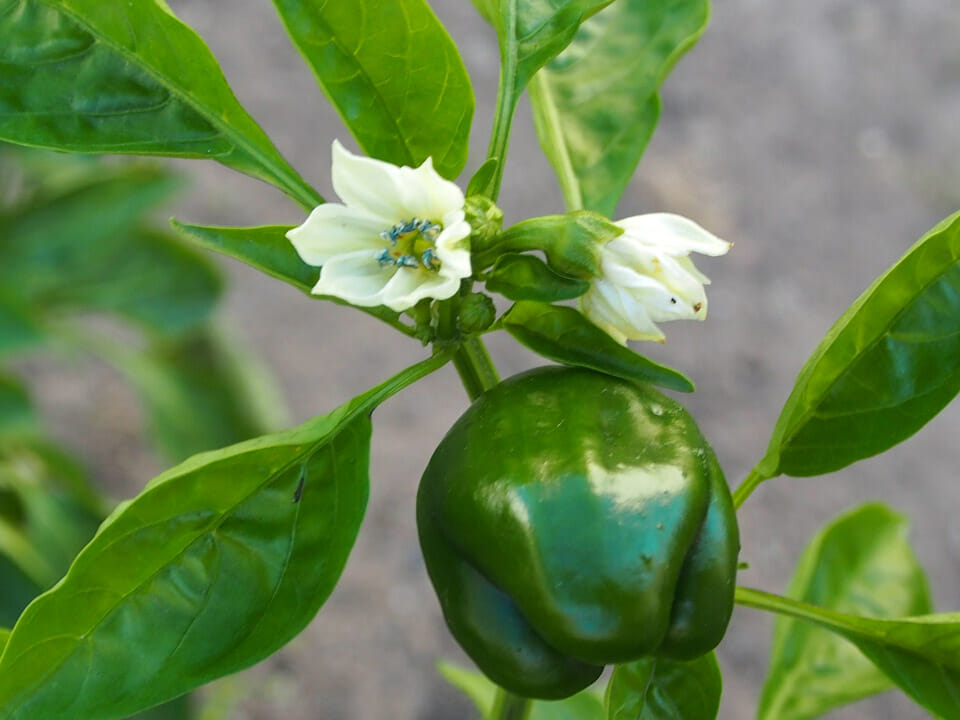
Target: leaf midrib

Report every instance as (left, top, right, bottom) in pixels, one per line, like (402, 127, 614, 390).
(36, 0, 315, 209)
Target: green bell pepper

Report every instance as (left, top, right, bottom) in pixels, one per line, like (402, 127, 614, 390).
(417, 366, 739, 699)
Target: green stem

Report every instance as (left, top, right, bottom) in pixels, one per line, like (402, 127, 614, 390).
(491, 687, 533, 720)
(735, 586, 868, 638)
(480, 12, 520, 202)
(452, 336, 500, 401)
(732, 467, 767, 510)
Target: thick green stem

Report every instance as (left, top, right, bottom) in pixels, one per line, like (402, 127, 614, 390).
(479, 4, 520, 202)
(491, 687, 532, 720)
(732, 467, 767, 510)
(452, 336, 500, 401)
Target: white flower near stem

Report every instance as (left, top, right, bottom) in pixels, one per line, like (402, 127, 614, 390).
(287, 141, 471, 312)
(579, 213, 731, 344)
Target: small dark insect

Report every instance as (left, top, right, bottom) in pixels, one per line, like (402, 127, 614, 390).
(693, 302, 703, 313)
(293, 465, 307, 503)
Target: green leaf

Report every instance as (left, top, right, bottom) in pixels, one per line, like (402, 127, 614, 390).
(468, 0, 498, 24)
(605, 654, 722, 720)
(110, 326, 286, 463)
(498, 0, 616, 97)
(0, 0, 319, 209)
(503, 301, 695, 393)
(171, 222, 317, 294)
(758, 503, 932, 720)
(755, 210, 960, 480)
(0, 555, 38, 628)
(738, 587, 960, 720)
(438, 661, 604, 720)
(0, 293, 43, 358)
(529, 0, 709, 215)
(479, 211, 620, 277)
(0, 166, 222, 336)
(486, 254, 590, 302)
(131, 695, 192, 720)
(466, 159, 500, 198)
(0, 376, 34, 437)
(270, 0, 473, 178)
(171, 221, 408, 330)
(437, 661, 498, 717)
(0, 629, 8, 654)
(0, 353, 447, 719)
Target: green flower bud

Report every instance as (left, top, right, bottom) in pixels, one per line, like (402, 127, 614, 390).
(464, 195, 504, 255)
(459, 292, 496, 334)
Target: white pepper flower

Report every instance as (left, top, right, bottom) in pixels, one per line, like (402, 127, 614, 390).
(580, 213, 730, 344)
(287, 141, 471, 312)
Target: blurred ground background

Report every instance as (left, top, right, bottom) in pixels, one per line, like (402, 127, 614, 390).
(21, 0, 960, 718)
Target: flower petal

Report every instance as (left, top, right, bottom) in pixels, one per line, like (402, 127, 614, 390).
(435, 214, 472, 279)
(331, 140, 409, 222)
(616, 213, 730, 256)
(398, 157, 465, 221)
(581, 279, 665, 344)
(380, 268, 460, 311)
(311, 250, 395, 307)
(286, 202, 387, 267)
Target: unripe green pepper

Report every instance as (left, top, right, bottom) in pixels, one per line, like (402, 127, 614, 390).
(417, 366, 739, 699)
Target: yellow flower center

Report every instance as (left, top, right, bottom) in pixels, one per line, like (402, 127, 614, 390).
(377, 218, 443, 271)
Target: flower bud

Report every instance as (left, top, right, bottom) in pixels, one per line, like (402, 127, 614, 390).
(464, 196, 503, 255)
(459, 292, 497, 334)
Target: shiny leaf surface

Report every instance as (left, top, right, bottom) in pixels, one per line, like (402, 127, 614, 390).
(503, 301, 694, 392)
(171, 221, 406, 329)
(0, 354, 446, 719)
(171, 222, 316, 294)
(271, 0, 473, 178)
(530, 0, 708, 215)
(0, 0, 318, 208)
(605, 654, 721, 720)
(486, 254, 590, 302)
(738, 587, 960, 720)
(756, 210, 960, 480)
(758, 504, 932, 720)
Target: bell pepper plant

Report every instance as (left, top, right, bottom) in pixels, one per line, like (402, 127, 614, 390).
(1, 1, 959, 719)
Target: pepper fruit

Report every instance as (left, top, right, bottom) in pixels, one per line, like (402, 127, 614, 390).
(417, 366, 739, 699)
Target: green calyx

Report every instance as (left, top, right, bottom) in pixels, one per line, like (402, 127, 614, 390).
(417, 366, 739, 699)
(465, 195, 504, 255)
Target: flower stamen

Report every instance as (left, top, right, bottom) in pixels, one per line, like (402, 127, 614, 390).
(377, 218, 444, 271)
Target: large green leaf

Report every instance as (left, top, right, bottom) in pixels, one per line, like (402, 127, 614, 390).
(0, 293, 42, 358)
(529, 0, 709, 215)
(270, 0, 473, 178)
(605, 654, 721, 720)
(171, 221, 409, 331)
(738, 587, 960, 720)
(109, 326, 286, 464)
(0, 630, 8, 655)
(0, 353, 447, 719)
(502, 301, 695, 392)
(0, 376, 34, 437)
(0, 0, 319, 209)
(757, 504, 932, 720)
(170, 223, 316, 294)
(752, 210, 960, 482)
(0, 166, 222, 336)
(438, 662, 604, 720)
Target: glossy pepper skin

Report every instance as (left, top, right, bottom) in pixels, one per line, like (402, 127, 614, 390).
(417, 366, 739, 699)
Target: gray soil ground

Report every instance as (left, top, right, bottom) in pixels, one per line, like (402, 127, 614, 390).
(23, 1, 960, 718)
